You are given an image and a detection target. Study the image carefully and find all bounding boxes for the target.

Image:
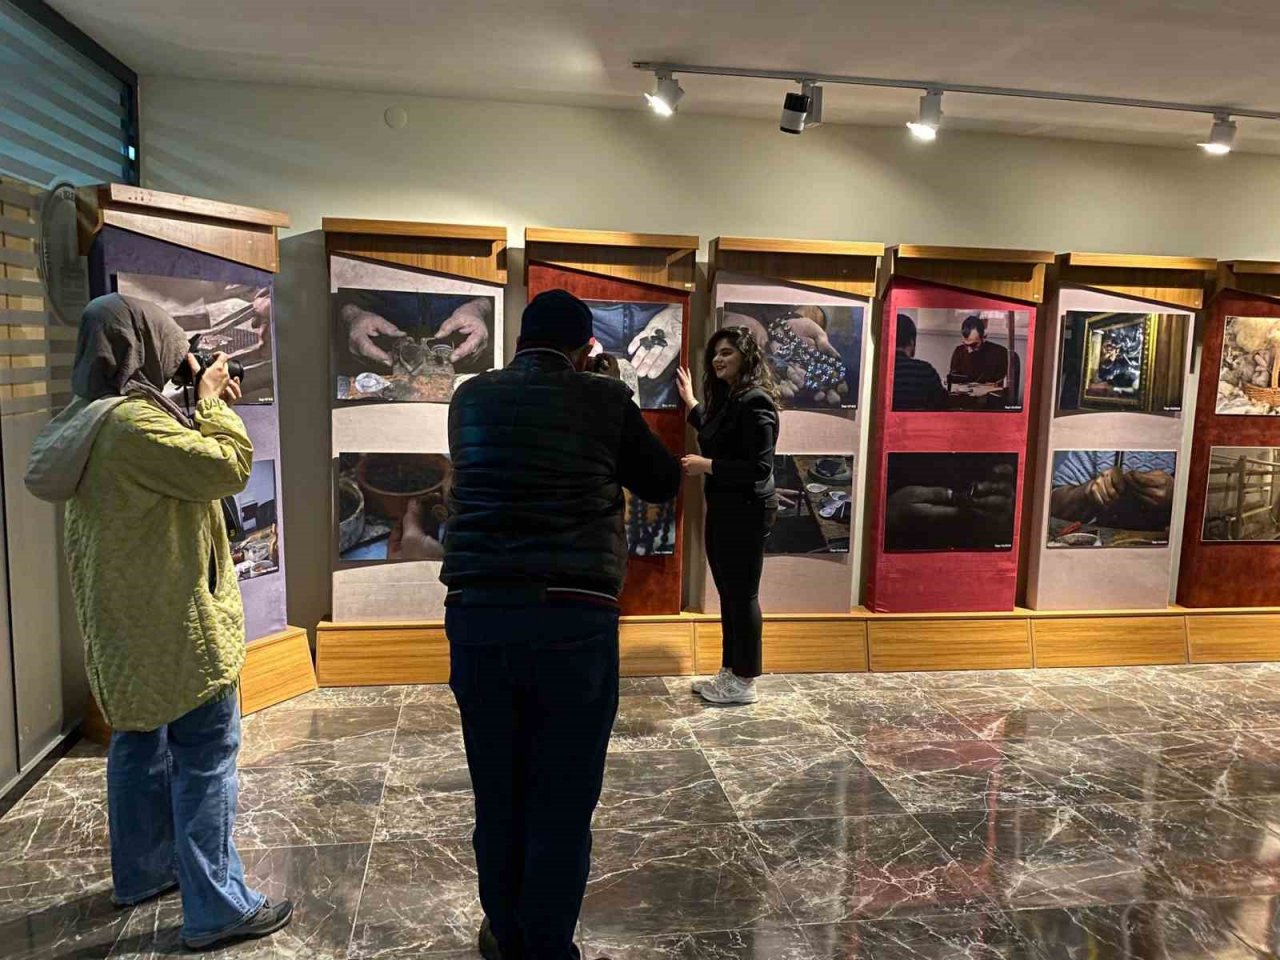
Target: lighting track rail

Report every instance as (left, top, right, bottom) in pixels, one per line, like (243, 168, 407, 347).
(633, 59, 1280, 152)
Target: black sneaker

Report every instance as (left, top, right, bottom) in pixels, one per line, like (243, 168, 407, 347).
(181, 898, 294, 951)
(478, 917, 502, 960)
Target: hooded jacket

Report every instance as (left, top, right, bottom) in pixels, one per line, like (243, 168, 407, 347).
(25, 295, 253, 731)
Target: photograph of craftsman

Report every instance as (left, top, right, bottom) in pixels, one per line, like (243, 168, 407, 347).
(1049, 450, 1176, 546)
(883, 452, 1018, 551)
(947, 314, 1010, 408)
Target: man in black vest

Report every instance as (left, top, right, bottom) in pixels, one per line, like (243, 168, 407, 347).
(443, 289, 682, 960)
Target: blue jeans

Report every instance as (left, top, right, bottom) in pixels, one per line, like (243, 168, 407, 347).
(447, 602, 621, 960)
(107, 687, 265, 940)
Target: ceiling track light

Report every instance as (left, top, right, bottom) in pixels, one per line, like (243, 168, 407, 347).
(644, 70, 684, 117)
(1199, 114, 1237, 155)
(907, 88, 944, 141)
(634, 60, 1276, 153)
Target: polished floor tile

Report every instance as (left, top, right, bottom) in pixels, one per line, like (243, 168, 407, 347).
(999, 736, 1210, 805)
(239, 706, 401, 767)
(376, 750, 474, 842)
(15, 663, 1280, 960)
(583, 824, 789, 938)
(238, 762, 387, 848)
(746, 815, 993, 923)
(596, 750, 737, 830)
(805, 911, 1029, 959)
(109, 843, 369, 958)
(0, 858, 128, 960)
(704, 745, 904, 822)
(856, 740, 1062, 813)
(915, 807, 1147, 909)
(349, 838, 483, 958)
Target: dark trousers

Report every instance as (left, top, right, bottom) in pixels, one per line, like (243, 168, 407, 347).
(446, 602, 621, 960)
(705, 495, 775, 678)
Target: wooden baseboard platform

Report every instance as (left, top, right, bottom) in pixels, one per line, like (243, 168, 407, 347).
(313, 606, 1280, 685)
(241, 626, 317, 715)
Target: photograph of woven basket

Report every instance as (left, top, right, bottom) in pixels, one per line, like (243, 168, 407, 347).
(1243, 351, 1280, 406)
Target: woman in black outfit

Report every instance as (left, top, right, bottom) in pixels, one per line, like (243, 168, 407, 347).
(678, 326, 780, 705)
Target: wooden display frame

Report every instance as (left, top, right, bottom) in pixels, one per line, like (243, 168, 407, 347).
(525, 227, 697, 292)
(709, 236, 884, 298)
(323, 217, 508, 284)
(77, 186, 314, 720)
(77, 184, 290, 273)
(311, 605, 1280, 685)
(878, 245, 1055, 303)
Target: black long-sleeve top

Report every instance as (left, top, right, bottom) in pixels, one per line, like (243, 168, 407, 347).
(688, 387, 778, 502)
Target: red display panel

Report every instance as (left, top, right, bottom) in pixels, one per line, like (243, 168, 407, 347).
(1178, 292, 1280, 607)
(865, 278, 1039, 612)
(526, 262, 688, 614)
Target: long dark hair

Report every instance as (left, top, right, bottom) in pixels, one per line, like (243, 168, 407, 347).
(702, 325, 779, 415)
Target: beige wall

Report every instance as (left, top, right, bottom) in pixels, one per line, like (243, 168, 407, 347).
(139, 75, 1280, 632)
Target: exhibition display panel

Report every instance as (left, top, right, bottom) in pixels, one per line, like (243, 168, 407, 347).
(1025, 253, 1211, 613)
(524, 227, 696, 617)
(78, 184, 314, 715)
(1179, 261, 1280, 617)
(865, 245, 1052, 614)
(697, 235, 882, 615)
(324, 218, 507, 623)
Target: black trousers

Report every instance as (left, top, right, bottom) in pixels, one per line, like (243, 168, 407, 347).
(705, 495, 775, 678)
(446, 602, 620, 960)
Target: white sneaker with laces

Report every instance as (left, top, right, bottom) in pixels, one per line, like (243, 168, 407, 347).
(699, 673, 759, 705)
(691, 667, 732, 695)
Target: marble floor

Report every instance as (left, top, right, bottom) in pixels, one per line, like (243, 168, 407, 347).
(10, 664, 1280, 958)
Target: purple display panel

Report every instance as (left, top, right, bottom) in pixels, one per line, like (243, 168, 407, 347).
(87, 225, 288, 642)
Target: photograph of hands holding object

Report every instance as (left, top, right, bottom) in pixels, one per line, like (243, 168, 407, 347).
(1049, 450, 1177, 548)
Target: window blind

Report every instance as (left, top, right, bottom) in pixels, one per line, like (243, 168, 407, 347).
(0, 0, 137, 188)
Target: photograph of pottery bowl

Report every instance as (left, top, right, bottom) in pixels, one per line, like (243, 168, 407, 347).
(338, 476, 366, 553)
(356, 453, 452, 522)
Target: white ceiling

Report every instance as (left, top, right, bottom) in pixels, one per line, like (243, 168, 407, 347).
(50, 0, 1280, 153)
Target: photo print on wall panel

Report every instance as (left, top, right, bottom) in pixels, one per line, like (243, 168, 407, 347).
(231, 459, 280, 581)
(624, 492, 676, 557)
(767, 455, 853, 555)
(892, 308, 1030, 412)
(584, 299, 682, 410)
(337, 452, 451, 562)
(115, 273, 275, 403)
(1057, 312, 1188, 417)
(720, 302, 863, 409)
(1048, 450, 1177, 548)
(884, 452, 1018, 553)
(1202, 446, 1280, 542)
(333, 288, 496, 402)
(1217, 316, 1280, 415)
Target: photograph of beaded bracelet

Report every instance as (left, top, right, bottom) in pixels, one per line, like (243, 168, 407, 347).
(721, 302, 862, 410)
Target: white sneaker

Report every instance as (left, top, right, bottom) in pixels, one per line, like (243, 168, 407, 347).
(691, 668, 732, 695)
(699, 673, 759, 705)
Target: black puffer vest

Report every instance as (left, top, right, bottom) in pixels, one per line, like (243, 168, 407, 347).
(442, 349, 635, 598)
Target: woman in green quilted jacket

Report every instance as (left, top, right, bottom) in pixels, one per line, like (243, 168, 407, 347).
(25, 294, 291, 951)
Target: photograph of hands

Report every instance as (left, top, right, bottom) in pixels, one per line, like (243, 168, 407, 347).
(333, 288, 495, 402)
(1048, 449, 1177, 548)
(585, 299, 683, 409)
(337, 453, 450, 562)
(884, 452, 1019, 552)
(721, 302, 862, 409)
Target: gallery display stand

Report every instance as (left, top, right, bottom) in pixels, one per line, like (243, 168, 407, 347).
(1178, 261, 1280, 623)
(1025, 253, 1213, 615)
(526, 227, 696, 615)
(78, 185, 315, 719)
(695, 235, 882, 614)
(865, 245, 1053, 613)
(324, 217, 508, 623)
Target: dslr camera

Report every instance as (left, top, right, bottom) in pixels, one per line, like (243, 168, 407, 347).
(590, 351, 616, 374)
(173, 334, 243, 388)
